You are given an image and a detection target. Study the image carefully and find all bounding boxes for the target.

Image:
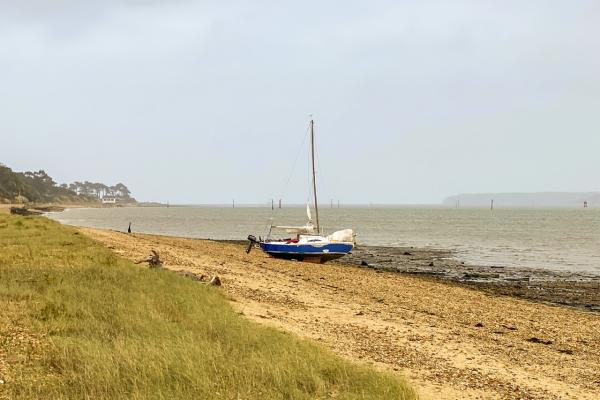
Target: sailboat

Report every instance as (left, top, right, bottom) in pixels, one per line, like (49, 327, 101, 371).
(247, 119, 355, 263)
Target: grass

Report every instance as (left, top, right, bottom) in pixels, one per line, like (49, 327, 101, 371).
(0, 215, 416, 399)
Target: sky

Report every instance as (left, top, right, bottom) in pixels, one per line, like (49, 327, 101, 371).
(1, 0, 599, 204)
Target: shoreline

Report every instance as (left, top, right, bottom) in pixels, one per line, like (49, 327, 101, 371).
(81, 227, 600, 400)
(341, 245, 600, 313)
(47, 204, 600, 312)
(215, 239, 600, 313)
(48, 206, 600, 277)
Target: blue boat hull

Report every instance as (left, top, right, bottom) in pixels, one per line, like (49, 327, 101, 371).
(259, 242, 353, 263)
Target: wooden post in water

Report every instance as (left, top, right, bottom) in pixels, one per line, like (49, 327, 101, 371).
(271, 199, 274, 210)
(279, 199, 282, 209)
(490, 199, 494, 211)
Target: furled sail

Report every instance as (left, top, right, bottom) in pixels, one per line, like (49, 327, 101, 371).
(271, 223, 315, 234)
(270, 204, 315, 234)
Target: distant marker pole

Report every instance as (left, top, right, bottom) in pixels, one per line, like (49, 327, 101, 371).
(232, 199, 235, 208)
(491, 199, 494, 211)
(279, 199, 282, 209)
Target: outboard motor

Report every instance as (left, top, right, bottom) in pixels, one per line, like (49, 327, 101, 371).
(246, 235, 258, 254)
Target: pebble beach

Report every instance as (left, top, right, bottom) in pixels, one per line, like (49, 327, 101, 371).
(82, 227, 600, 400)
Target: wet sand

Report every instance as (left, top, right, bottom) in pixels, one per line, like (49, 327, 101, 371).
(82, 228, 600, 400)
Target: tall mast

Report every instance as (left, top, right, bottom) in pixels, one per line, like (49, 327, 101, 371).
(310, 119, 320, 233)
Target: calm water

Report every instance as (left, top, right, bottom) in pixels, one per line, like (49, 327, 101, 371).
(49, 206, 600, 274)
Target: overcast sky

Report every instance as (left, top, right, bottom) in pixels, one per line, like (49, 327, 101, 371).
(1, 0, 599, 204)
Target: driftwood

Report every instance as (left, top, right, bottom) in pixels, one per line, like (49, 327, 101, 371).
(135, 250, 163, 268)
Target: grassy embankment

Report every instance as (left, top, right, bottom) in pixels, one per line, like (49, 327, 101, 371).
(0, 215, 415, 399)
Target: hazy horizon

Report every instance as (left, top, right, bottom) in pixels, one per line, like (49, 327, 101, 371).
(2, 1, 599, 204)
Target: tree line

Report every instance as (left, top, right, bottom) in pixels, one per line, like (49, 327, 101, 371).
(0, 163, 135, 204)
(66, 181, 132, 200)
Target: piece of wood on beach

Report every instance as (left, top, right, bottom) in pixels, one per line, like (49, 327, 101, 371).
(135, 250, 164, 268)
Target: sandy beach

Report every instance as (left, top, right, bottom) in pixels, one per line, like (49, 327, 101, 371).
(81, 227, 600, 400)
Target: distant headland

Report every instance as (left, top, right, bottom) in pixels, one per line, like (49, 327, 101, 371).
(0, 162, 135, 205)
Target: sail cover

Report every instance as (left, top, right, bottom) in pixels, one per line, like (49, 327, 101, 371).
(272, 224, 315, 234)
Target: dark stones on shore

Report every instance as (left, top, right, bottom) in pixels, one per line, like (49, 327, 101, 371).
(504, 276, 531, 282)
(10, 207, 43, 216)
(337, 245, 600, 313)
(584, 304, 600, 312)
(463, 272, 500, 280)
(360, 260, 380, 268)
(30, 205, 65, 212)
(558, 349, 574, 355)
(527, 337, 553, 345)
(10, 205, 65, 216)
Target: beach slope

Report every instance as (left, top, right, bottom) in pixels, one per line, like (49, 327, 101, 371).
(82, 228, 600, 400)
(0, 215, 415, 399)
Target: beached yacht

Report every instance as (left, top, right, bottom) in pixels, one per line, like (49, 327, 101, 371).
(247, 119, 355, 263)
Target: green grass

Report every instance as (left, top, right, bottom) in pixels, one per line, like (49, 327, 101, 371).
(0, 215, 416, 400)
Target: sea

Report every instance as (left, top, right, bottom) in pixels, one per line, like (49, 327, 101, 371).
(49, 206, 600, 275)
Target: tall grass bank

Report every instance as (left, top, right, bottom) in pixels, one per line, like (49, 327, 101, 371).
(0, 215, 415, 399)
